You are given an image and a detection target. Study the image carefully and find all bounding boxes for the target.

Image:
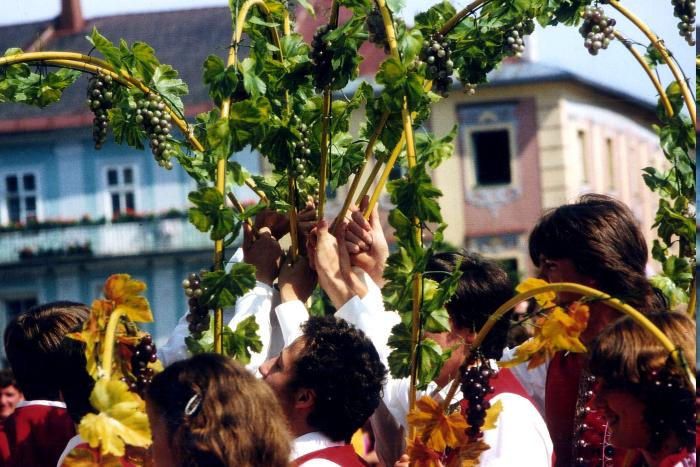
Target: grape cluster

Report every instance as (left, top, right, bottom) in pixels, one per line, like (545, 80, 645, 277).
(86, 73, 115, 150)
(579, 6, 616, 56)
(366, 8, 389, 51)
(460, 359, 495, 439)
(310, 25, 335, 90)
(290, 117, 312, 185)
(135, 93, 174, 170)
(504, 20, 534, 58)
(671, 0, 696, 45)
(419, 33, 454, 97)
(183, 271, 210, 338)
(129, 334, 157, 394)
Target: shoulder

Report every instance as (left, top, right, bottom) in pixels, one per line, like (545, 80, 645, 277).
(298, 460, 342, 467)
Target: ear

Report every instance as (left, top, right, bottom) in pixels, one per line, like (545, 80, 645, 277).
(294, 388, 316, 410)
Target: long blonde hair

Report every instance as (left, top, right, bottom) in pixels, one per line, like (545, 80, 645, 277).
(147, 353, 291, 467)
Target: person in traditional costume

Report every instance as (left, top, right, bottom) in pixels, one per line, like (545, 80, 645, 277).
(502, 194, 667, 466)
(589, 311, 696, 467)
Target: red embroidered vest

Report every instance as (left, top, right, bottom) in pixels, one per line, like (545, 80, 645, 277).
(545, 352, 628, 467)
(292, 445, 370, 466)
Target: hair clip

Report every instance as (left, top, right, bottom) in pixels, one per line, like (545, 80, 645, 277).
(184, 393, 202, 417)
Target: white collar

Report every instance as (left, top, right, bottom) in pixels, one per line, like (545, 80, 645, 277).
(16, 400, 66, 409)
(292, 431, 345, 460)
(56, 434, 84, 467)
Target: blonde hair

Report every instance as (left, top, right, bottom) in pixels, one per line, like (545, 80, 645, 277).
(147, 353, 291, 467)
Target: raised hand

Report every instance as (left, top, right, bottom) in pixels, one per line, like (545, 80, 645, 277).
(278, 252, 317, 303)
(343, 196, 389, 287)
(312, 220, 367, 309)
(243, 223, 282, 286)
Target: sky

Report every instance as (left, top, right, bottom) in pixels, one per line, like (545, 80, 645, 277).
(0, 0, 696, 105)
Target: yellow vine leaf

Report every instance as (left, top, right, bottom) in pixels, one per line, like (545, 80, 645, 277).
(104, 274, 153, 323)
(501, 302, 589, 369)
(408, 395, 468, 452)
(515, 277, 555, 309)
(446, 439, 490, 467)
(481, 399, 503, 431)
(405, 437, 444, 467)
(68, 299, 114, 377)
(79, 379, 151, 457)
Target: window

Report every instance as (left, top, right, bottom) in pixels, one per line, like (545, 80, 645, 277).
(575, 130, 589, 185)
(605, 138, 615, 190)
(472, 129, 512, 186)
(5, 173, 37, 224)
(106, 166, 136, 218)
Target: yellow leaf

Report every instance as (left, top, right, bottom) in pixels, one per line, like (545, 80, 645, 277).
(515, 277, 555, 309)
(408, 396, 468, 452)
(79, 379, 151, 457)
(68, 299, 114, 377)
(482, 399, 503, 431)
(104, 274, 153, 323)
(406, 437, 443, 467)
(499, 302, 589, 370)
(446, 439, 490, 467)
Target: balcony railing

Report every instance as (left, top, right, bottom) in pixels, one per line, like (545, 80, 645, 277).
(0, 217, 213, 264)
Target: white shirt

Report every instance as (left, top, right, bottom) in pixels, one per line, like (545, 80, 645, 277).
(499, 345, 549, 414)
(158, 248, 278, 372)
(292, 432, 345, 467)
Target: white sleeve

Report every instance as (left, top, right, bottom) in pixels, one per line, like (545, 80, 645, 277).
(499, 345, 549, 413)
(229, 282, 274, 373)
(479, 393, 553, 467)
(158, 248, 274, 371)
(275, 300, 309, 346)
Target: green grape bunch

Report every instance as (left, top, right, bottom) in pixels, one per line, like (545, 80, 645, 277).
(289, 116, 313, 186)
(504, 20, 535, 58)
(579, 6, 617, 55)
(86, 73, 115, 150)
(419, 33, 454, 97)
(135, 93, 175, 170)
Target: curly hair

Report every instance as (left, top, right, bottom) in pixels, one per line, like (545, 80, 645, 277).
(528, 194, 661, 313)
(589, 311, 696, 452)
(4, 301, 89, 402)
(425, 251, 513, 360)
(292, 316, 387, 442)
(146, 353, 291, 467)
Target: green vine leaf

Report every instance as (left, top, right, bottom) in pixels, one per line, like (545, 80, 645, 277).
(151, 64, 188, 115)
(202, 55, 239, 105)
(119, 40, 159, 83)
(87, 27, 122, 69)
(223, 315, 264, 363)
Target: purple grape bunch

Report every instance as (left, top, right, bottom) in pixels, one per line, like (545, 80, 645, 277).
(579, 5, 617, 56)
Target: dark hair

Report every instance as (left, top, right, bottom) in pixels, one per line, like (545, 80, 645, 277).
(293, 316, 387, 442)
(528, 194, 660, 312)
(589, 311, 695, 452)
(147, 353, 291, 467)
(4, 301, 89, 402)
(425, 251, 513, 360)
(0, 369, 19, 390)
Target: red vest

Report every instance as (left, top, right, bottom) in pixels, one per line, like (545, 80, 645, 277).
(292, 445, 370, 466)
(3, 403, 75, 467)
(545, 352, 628, 467)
